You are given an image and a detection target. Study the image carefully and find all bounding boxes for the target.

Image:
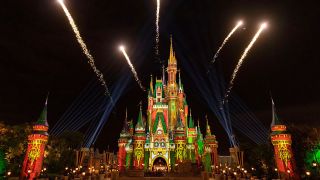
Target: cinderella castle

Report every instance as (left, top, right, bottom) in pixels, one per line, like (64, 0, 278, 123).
(117, 39, 219, 172)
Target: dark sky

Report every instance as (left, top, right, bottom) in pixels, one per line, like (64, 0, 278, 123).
(1, 0, 320, 153)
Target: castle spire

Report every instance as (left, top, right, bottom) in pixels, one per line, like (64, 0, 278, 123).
(168, 35, 176, 65)
(150, 74, 154, 95)
(205, 115, 211, 136)
(162, 65, 166, 86)
(122, 108, 128, 132)
(188, 108, 194, 128)
(135, 102, 144, 131)
(178, 70, 183, 91)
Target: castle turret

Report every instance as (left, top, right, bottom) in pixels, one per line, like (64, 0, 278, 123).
(21, 98, 49, 179)
(118, 109, 130, 172)
(203, 116, 218, 172)
(167, 37, 178, 131)
(133, 105, 146, 169)
(270, 98, 298, 179)
(186, 110, 196, 162)
(174, 115, 186, 163)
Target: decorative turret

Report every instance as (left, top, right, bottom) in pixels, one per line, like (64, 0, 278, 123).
(203, 116, 218, 171)
(188, 109, 194, 128)
(21, 97, 49, 179)
(133, 105, 146, 169)
(186, 109, 196, 162)
(270, 97, 298, 179)
(154, 79, 164, 103)
(129, 120, 134, 136)
(135, 104, 145, 132)
(118, 109, 130, 172)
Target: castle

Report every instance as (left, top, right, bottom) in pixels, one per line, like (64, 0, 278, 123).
(117, 39, 218, 172)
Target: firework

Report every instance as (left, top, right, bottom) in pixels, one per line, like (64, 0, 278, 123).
(155, 0, 160, 61)
(224, 22, 267, 101)
(57, 0, 111, 97)
(119, 45, 145, 91)
(212, 21, 243, 64)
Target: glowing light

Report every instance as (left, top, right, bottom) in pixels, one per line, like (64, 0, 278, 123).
(57, 0, 112, 98)
(119, 45, 145, 91)
(306, 171, 311, 176)
(155, 0, 160, 58)
(212, 20, 244, 63)
(7, 171, 11, 176)
(224, 22, 267, 101)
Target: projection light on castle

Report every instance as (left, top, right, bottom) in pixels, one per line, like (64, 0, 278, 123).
(117, 38, 218, 172)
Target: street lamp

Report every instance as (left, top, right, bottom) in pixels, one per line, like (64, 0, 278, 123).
(312, 162, 317, 167)
(306, 171, 311, 176)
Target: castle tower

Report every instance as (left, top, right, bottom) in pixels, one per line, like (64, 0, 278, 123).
(21, 98, 49, 179)
(186, 110, 196, 162)
(203, 116, 218, 172)
(118, 109, 130, 172)
(270, 98, 298, 179)
(133, 105, 146, 169)
(196, 120, 205, 166)
(167, 37, 178, 131)
(174, 116, 186, 163)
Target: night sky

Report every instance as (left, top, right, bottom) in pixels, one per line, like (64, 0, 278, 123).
(1, 0, 320, 153)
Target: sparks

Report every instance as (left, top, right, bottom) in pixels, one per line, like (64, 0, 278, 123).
(155, 0, 160, 62)
(212, 20, 243, 64)
(119, 45, 145, 91)
(224, 22, 267, 101)
(57, 0, 112, 98)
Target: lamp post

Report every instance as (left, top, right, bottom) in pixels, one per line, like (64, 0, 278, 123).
(275, 168, 279, 179)
(306, 171, 311, 179)
(27, 170, 31, 179)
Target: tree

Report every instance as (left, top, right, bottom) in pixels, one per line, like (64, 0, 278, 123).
(0, 122, 31, 175)
(45, 131, 84, 173)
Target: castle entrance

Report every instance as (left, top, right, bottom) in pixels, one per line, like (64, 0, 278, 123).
(152, 157, 167, 172)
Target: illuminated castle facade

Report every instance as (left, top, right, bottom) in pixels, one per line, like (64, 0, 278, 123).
(270, 99, 298, 179)
(21, 99, 49, 179)
(118, 39, 218, 172)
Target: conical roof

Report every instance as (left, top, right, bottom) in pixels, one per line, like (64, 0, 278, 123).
(36, 97, 49, 127)
(271, 97, 283, 127)
(188, 109, 194, 128)
(135, 105, 145, 131)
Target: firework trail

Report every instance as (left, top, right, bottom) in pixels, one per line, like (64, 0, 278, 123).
(224, 23, 267, 102)
(57, 0, 112, 98)
(212, 21, 243, 64)
(155, 0, 160, 62)
(119, 46, 145, 91)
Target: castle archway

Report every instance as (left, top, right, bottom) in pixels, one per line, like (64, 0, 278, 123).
(152, 157, 168, 172)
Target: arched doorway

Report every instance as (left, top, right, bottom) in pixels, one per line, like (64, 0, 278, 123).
(152, 157, 168, 172)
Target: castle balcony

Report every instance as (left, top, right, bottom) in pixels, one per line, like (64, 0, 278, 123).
(153, 104, 168, 109)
